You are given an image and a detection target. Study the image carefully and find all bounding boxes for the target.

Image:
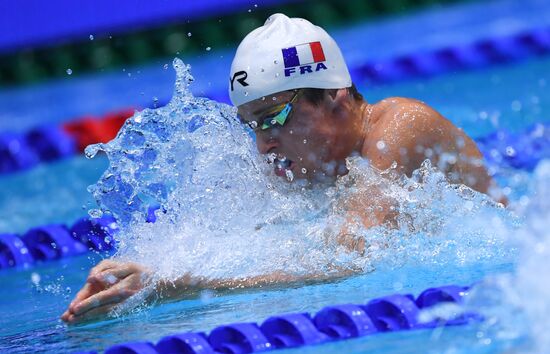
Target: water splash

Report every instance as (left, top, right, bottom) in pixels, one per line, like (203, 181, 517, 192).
(464, 159, 550, 353)
(84, 58, 516, 304)
(329, 158, 516, 271)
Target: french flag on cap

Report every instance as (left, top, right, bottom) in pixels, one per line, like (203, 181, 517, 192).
(282, 41, 326, 68)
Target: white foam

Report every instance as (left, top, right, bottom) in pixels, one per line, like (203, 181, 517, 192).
(85, 59, 516, 309)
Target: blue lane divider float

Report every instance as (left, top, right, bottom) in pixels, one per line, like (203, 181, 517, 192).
(0, 215, 118, 270)
(78, 284, 474, 354)
(0, 233, 34, 268)
(0, 107, 139, 175)
(477, 123, 550, 171)
(0, 206, 162, 271)
(352, 26, 550, 83)
(0, 125, 75, 174)
(0, 131, 41, 173)
(364, 294, 420, 331)
(22, 224, 89, 261)
(313, 304, 376, 339)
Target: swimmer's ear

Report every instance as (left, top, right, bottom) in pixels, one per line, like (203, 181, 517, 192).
(324, 88, 350, 114)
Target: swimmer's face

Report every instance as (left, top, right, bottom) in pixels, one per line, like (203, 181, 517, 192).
(238, 89, 350, 182)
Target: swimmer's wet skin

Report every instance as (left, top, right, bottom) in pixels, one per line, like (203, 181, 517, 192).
(62, 13, 506, 325)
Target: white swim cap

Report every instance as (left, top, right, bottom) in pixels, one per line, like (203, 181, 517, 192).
(229, 13, 352, 106)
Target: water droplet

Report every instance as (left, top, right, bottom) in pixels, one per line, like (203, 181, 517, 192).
(274, 60, 278, 64)
(31, 272, 41, 285)
(285, 169, 294, 182)
(200, 289, 215, 303)
(270, 119, 276, 125)
(260, 68, 265, 72)
(89, 209, 103, 218)
(249, 121, 258, 129)
(187, 32, 192, 37)
(66, 68, 72, 75)
(289, 130, 293, 134)
(248, 9, 252, 12)
(272, 97, 277, 101)
(206, 47, 211, 51)
(89, 34, 94, 40)
(244, 91, 249, 97)
(303, 139, 307, 144)
(260, 96, 266, 101)
(267, 152, 277, 163)
(275, 73, 280, 77)
(163, 64, 169, 70)
(376, 140, 386, 150)
(301, 168, 307, 174)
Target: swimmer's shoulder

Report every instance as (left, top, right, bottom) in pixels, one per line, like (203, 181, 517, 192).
(365, 97, 435, 141)
(361, 97, 445, 170)
(369, 97, 433, 122)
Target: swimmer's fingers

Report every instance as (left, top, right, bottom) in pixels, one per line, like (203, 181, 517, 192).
(67, 280, 106, 314)
(63, 283, 128, 322)
(88, 263, 140, 286)
(70, 285, 135, 317)
(64, 302, 119, 325)
(87, 259, 123, 282)
(60, 309, 71, 322)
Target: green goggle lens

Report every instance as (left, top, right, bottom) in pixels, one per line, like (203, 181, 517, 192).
(260, 104, 293, 130)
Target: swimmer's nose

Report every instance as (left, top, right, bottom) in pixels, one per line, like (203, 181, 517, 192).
(256, 135, 278, 155)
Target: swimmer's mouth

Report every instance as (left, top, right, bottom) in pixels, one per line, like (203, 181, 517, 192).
(267, 154, 295, 177)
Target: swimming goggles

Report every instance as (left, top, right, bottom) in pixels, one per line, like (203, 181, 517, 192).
(244, 90, 301, 132)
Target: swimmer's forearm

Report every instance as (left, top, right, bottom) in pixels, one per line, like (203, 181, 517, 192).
(152, 271, 353, 302)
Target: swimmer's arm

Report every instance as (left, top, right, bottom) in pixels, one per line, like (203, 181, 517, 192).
(154, 269, 354, 302)
(335, 183, 397, 254)
(62, 260, 354, 324)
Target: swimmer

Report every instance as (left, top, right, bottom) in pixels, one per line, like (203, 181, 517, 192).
(62, 14, 505, 324)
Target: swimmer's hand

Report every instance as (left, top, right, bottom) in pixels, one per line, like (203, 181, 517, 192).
(61, 259, 152, 325)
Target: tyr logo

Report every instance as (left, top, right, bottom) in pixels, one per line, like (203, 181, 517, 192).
(230, 71, 249, 91)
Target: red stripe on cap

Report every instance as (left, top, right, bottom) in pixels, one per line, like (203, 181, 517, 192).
(310, 41, 326, 63)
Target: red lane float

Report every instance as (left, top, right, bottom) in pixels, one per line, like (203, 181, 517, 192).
(62, 108, 134, 152)
(0, 108, 134, 174)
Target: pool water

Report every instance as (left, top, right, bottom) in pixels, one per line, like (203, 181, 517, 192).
(0, 52, 548, 353)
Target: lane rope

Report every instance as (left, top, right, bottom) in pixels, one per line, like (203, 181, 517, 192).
(73, 284, 477, 354)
